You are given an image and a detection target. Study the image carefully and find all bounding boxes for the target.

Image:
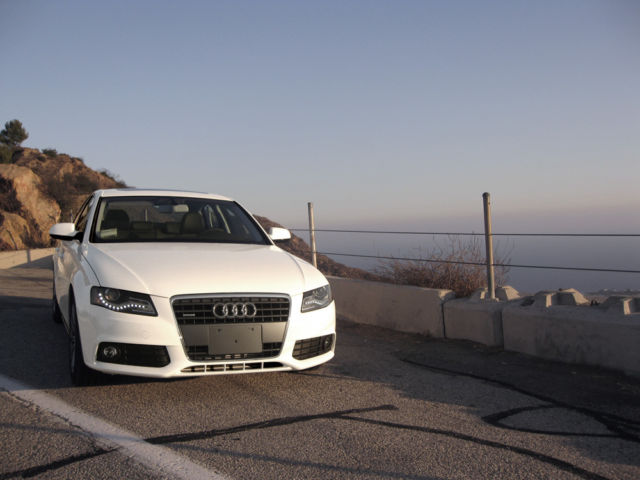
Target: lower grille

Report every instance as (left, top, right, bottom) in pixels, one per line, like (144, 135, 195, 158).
(186, 342, 282, 361)
(181, 362, 284, 373)
(293, 334, 335, 360)
(96, 343, 170, 368)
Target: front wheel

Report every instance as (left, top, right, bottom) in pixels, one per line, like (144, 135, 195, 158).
(68, 299, 100, 386)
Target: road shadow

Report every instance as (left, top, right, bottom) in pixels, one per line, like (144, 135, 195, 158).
(323, 317, 640, 473)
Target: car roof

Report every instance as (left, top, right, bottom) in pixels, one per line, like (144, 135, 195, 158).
(95, 188, 234, 202)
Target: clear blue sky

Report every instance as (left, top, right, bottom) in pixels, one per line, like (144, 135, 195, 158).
(1, 0, 638, 231)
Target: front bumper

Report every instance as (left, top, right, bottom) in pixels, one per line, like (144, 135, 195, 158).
(74, 291, 336, 378)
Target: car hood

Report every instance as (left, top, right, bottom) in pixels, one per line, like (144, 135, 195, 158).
(84, 242, 325, 298)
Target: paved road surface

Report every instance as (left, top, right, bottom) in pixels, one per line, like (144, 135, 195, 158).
(1, 266, 639, 479)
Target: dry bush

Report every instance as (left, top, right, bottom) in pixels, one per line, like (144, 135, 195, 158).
(97, 169, 127, 188)
(0, 177, 21, 213)
(376, 236, 510, 297)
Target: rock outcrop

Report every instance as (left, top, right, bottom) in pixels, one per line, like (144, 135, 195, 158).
(0, 148, 122, 250)
(0, 163, 60, 249)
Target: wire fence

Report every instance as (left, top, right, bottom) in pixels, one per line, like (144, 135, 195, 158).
(289, 194, 640, 296)
(291, 228, 640, 238)
(288, 229, 640, 275)
(290, 196, 640, 298)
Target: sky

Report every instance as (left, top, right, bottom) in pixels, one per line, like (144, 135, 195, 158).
(1, 0, 639, 278)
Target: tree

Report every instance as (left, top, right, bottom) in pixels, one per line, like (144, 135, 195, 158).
(0, 119, 29, 147)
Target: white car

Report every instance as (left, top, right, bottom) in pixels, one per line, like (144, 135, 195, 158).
(49, 189, 335, 385)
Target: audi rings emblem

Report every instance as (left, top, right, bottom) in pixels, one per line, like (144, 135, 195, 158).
(213, 302, 258, 319)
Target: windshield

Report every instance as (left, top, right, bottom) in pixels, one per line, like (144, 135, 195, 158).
(90, 196, 269, 245)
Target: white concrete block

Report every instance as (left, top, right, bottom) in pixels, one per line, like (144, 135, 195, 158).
(503, 295, 640, 376)
(444, 299, 505, 346)
(443, 287, 521, 347)
(328, 276, 454, 337)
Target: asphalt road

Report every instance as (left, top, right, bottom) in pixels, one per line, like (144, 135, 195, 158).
(1, 266, 639, 479)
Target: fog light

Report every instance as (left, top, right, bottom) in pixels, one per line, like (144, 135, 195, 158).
(102, 345, 119, 360)
(323, 335, 333, 351)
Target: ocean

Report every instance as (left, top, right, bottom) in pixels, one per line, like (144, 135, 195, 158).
(308, 230, 640, 295)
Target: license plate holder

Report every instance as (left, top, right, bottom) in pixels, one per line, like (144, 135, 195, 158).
(208, 324, 263, 355)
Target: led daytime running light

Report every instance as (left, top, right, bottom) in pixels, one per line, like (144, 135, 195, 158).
(96, 292, 151, 312)
(90, 287, 157, 316)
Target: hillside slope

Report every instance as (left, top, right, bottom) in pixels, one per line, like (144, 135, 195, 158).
(0, 148, 123, 250)
(0, 149, 377, 280)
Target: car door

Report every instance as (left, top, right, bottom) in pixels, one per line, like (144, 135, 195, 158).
(55, 194, 95, 324)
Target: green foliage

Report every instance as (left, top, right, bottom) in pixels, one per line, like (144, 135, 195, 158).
(0, 119, 28, 147)
(0, 144, 12, 164)
(42, 148, 58, 157)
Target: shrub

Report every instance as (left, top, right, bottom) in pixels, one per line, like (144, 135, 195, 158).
(0, 144, 12, 164)
(42, 173, 74, 215)
(376, 236, 511, 297)
(75, 173, 100, 194)
(0, 177, 21, 213)
(98, 169, 127, 187)
(42, 148, 58, 157)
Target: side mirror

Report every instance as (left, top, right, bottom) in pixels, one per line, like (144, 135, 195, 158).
(49, 223, 83, 241)
(268, 227, 291, 242)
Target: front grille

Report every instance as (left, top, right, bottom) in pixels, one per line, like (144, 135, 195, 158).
(293, 334, 335, 360)
(173, 296, 290, 325)
(186, 342, 283, 361)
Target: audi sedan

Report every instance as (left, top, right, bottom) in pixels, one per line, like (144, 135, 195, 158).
(49, 189, 335, 385)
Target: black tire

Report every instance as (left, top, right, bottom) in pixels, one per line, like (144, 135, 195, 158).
(69, 298, 100, 386)
(52, 283, 63, 324)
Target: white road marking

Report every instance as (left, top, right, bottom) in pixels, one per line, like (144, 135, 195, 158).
(0, 373, 230, 480)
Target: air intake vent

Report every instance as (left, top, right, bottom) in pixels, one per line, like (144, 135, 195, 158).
(293, 334, 334, 360)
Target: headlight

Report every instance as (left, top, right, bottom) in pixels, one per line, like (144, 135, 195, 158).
(90, 287, 157, 316)
(301, 284, 332, 312)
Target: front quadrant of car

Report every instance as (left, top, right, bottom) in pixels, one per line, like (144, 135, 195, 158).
(49, 189, 336, 384)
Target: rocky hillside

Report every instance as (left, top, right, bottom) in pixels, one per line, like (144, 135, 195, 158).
(0, 148, 124, 250)
(0, 148, 378, 280)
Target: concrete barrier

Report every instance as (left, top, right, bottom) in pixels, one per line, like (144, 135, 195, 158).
(502, 290, 640, 376)
(0, 248, 54, 269)
(328, 276, 454, 337)
(443, 286, 521, 347)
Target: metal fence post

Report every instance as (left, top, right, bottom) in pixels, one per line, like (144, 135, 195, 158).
(483, 192, 496, 299)
(308, 202, 318, 268)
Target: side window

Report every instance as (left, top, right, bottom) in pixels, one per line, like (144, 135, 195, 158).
(74, 195, 95, 234)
